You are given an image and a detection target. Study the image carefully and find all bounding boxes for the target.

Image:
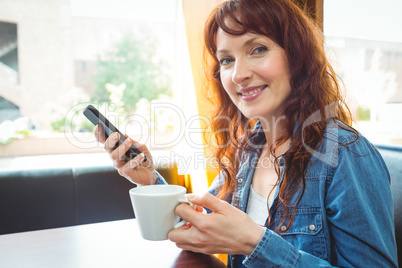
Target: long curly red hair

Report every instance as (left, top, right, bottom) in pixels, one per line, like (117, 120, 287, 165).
(203, 0, 357, 231)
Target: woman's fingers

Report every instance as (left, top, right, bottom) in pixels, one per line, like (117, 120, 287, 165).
(104, 132, 120, 153)
(110, 138, 133, 162)
(126, 135, 150, 156)
(168, 225, 210, 252)
(169, 192, 266, 255)
(94, 124, 107, 143)
(173, 193, 227, 229)
(186, 192, 229, 213)
(118, 153, 156, 185)
(93, 127, 157, 185)
(174, 202, 204, 225)
(195, 205, 205, 213)
(126, 152, 145, 169)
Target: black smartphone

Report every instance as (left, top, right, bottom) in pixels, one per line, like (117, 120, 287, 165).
(83, 104, 147, 162)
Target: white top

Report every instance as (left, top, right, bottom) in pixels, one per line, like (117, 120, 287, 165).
(246, 185, 274, 226)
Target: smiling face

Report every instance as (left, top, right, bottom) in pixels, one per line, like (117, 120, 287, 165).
(216, 28, 292, 121)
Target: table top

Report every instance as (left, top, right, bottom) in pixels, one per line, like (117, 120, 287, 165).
(0, 219, 226, 268)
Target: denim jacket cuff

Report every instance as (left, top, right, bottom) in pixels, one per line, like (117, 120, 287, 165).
(154, 171, 168, 185)
(243, 228, 300, 267)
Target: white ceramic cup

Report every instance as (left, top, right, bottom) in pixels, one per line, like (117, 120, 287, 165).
(129, 185, 192, 241)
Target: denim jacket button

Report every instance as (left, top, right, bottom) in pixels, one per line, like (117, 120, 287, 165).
(309, 224, 316, 231)
(237, 178, 243, 183)
(280, 225, 287, 232)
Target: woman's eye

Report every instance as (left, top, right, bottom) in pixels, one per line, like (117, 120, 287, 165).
(219, 58, 234, 66)
(253, 46, 268, 54)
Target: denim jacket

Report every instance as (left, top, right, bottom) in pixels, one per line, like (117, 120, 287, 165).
(156, 120, 398, 267)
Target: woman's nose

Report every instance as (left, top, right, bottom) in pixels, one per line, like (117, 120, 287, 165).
(232, 59, 252, 85)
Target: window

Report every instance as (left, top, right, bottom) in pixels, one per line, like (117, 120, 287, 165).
(0, 0, 183, 157)
(0, 22, 18, 73)
(324, 0, 402, 145)
(0, 21, 20, 131)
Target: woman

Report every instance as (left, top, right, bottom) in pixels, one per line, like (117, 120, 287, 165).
(95, 0, 398, 267)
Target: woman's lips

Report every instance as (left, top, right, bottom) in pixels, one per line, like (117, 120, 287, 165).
(238, 85, 267, 101)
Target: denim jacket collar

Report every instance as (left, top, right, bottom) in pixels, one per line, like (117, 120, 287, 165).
(235, 120, 290, 212)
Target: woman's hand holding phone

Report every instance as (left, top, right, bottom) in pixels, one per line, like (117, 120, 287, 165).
(94, 124, 158, 185)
